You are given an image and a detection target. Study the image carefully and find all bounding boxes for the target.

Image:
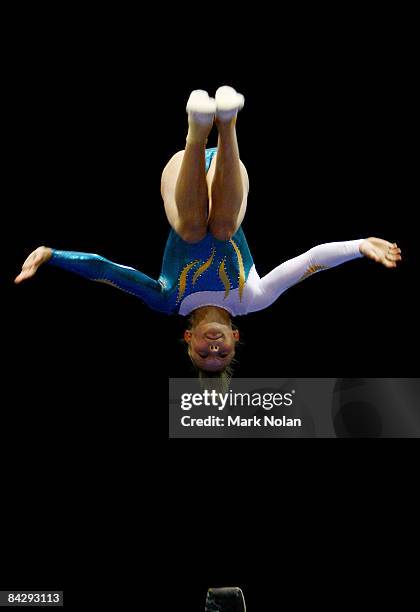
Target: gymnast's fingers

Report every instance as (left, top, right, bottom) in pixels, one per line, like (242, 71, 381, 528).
(14, 265, 37, 283)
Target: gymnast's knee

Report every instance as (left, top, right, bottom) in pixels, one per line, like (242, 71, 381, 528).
(209, 220, 237, 242)
(175, 220, 207, 244)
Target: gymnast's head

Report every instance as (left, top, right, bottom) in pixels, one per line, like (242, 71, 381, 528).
(183, 306, 239, 376)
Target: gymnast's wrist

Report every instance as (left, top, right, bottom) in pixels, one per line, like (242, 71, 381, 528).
(42, 246, 53, 263)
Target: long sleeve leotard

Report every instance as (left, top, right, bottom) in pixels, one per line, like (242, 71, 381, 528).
(48, 237, 364, 316)
(47, 147, 364, 316)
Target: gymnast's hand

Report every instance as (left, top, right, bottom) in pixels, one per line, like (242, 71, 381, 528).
(359, 238, 402, 268)
(14, 246, 53, 284)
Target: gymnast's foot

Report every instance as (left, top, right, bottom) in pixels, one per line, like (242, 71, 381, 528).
(186, 89, 216, 144)
(215, 85, 245, 124)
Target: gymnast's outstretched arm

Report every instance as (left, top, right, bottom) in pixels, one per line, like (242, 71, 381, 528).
(14, 246, 168, 312)
(248, 237, 402, 313)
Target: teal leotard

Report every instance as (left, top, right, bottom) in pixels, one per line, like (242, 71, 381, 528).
(48, 148, 365, 315)
(48, 148, 254, 315)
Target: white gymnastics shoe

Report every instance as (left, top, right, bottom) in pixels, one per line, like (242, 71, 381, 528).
(186, 89, 216, 125)
(215, 85, 245, 121)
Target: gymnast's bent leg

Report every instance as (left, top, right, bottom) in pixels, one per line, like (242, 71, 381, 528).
(160, 90, 216, 243)
(207, 87, 250, 241)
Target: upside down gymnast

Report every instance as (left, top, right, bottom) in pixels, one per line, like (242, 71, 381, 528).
(14, 86, 402, 384)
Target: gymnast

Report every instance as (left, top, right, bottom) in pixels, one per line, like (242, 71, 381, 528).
(14, 86, 402, 383)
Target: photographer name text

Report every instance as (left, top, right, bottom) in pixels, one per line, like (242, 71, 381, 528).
(181, 415, 302, 428)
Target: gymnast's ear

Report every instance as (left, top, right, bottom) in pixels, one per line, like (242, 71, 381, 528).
(232, 329, 240, 341)
(184, 330, 192, 343)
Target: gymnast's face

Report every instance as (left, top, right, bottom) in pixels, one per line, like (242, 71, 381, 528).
(184, 322, 239, 372)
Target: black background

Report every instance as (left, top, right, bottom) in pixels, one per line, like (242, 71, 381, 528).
(3, 7, 418, 609)
(7, 26, 417, 385)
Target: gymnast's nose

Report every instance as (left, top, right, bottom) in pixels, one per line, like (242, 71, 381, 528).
(209, 344, 220, 352)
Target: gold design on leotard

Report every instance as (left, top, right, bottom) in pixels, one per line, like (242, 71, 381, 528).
(192, 247, 215, 286)
(299, 264, 328, 281)
(229, 238, 245, 301)
(177, 259, 200, 303)
(218, 259, 231, 299)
